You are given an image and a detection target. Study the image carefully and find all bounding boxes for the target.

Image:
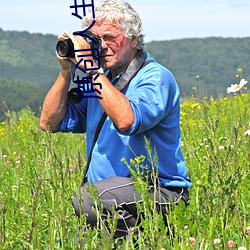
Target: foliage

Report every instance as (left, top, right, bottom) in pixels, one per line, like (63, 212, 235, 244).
(0, 28, 61, 121)
(0, 28, 60, 89)
(0, 92, 249, 249)
(0, 79, 46, 121)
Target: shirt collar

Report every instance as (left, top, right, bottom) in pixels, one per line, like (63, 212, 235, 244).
(105, 69, 125, 86)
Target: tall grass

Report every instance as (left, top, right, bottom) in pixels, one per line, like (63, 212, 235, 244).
(0, 93, 249, 249)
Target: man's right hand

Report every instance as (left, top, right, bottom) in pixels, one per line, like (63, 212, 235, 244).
(57, 33, 76, 72)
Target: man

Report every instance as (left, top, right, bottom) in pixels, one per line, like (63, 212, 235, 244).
(40, 0, 192, 242)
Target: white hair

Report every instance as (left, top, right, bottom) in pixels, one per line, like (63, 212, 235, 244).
(82, 0, 145, 49)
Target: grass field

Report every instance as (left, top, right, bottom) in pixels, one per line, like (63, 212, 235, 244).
(0, 90, 249, 249)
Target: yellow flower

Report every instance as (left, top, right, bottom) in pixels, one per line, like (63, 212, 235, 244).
(237, 67, 243, 73)
(135, 157, 141, 164)
(191, 103, 201, 109)
(130, 159, 135, 165)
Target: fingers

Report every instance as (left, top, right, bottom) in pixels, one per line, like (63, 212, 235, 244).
(57, 31, 89, 49)
(57, 31, 72, 41)
(56, 31, 93, 70)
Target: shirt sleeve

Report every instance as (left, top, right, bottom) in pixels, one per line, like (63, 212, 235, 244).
(56, 99, 87, 133)
(119, 63, 180, 135)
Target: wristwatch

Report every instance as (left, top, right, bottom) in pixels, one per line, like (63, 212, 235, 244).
(86, 68, 104, 77)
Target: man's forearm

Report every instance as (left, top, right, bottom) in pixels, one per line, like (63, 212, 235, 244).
(40, 70, 71, 132)
(94, 74, 135, 132)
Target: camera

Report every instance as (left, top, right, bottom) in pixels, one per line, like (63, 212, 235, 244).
(56, 31, 102, 58)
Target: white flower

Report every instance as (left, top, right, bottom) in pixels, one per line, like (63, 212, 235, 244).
(214, 238, 221, 244)
(244, 130, 250, 136)
(246, 226, 250, 235)
(227, 79, 248, 93)
(189, 237, 196, 245)
(238, 247, 246, 250)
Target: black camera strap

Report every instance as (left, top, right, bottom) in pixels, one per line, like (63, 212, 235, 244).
(81, 50, 150, 186)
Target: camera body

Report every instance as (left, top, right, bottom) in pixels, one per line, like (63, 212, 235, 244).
(56, 31, 102, 58)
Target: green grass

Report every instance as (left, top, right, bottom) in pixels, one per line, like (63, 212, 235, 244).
(0, 93, 249, 249)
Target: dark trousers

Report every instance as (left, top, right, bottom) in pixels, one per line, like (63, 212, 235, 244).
(72, 176, 189, 238)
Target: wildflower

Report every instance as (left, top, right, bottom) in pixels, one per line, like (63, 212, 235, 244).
(246, 226, 250, 235)
(130, 159, 135, 165)
(121, 157, 126, 163)
(238, 247, 246, 250)
(42, 213, 48, 221)
(228, 240, 235, 248)
(237, 67, 243, 73)
(244, 130, 250, 136)
(219, 145, 224, 150)
(191, 103, 201, 109)
(189, 237, 196, 246)
(214, 238, 221, 244)
(12, 185, 17, 192)
(227, 79, 248, 93)
(196, 180, 202, 185)
(135, 157, 141, 164)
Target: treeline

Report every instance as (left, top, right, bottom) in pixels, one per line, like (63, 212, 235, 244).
(0, 80, 46, 120)
(0, 29, 60, 121)
(0, 28, 249, 120)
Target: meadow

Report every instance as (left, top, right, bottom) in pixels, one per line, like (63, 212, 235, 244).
(0, 90, 249, 249)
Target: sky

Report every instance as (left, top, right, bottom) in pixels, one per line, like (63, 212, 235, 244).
(0, 0, 250, 42)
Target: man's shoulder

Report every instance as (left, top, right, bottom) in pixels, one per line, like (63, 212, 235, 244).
(144, 52, 172, 73)
(140, 56, 175, 82)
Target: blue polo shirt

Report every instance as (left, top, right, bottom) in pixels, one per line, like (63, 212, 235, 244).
(57, 52, 192, 188)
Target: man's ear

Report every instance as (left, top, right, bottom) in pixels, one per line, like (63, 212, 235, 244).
(131, 36, 139, 49)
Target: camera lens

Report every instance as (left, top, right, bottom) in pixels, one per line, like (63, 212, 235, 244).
(68, 88, 83, 103)
(56, 39, 75, 58)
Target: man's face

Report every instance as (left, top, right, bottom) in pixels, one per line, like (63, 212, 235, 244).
(90, 22, 137, 73)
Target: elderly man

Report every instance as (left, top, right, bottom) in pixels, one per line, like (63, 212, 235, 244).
(40, 0, 192, 241)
